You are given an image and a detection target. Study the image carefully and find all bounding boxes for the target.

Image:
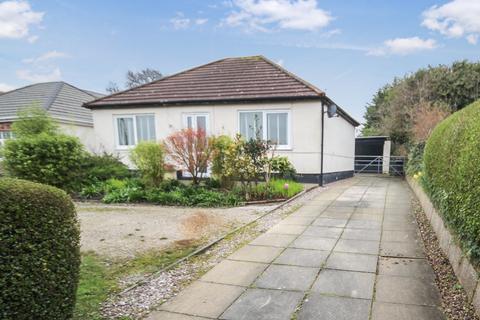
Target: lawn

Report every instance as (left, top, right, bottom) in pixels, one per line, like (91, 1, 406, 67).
(74, 245, 198, 320)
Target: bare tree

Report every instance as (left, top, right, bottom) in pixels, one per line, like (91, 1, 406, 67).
(105, 68, 163, 94)
(126, 68, 163, 88)
(106, 81, 120, 94)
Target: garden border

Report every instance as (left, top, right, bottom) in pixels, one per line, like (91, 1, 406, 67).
(407, 177, 480, 316)
(117, 184, 318, 296)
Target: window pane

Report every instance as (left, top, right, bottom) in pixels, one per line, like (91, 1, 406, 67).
(187, 116, 193, 129)
(117, 118, 135, 146)
(240, 112, 263, 140)
(267, 113, 288, 145)
(136, 115, 156, 142)
(196, 116, 207, 131)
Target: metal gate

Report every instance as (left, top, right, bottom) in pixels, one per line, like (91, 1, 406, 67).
(354, 155, 405, 176)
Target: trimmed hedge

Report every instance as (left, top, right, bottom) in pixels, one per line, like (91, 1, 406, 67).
(2, 133, 85, 192)
(423, 100, 480, 263)
(0, 178, 80, 319)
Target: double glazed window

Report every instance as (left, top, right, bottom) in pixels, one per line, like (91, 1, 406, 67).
(239, 110, 290, 148)
(184, 113, 209, 132)
(115, 114, 156, 148)
(0, 131, 13, 146)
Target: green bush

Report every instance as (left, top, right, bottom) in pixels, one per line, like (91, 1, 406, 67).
(130, 141, 166, 187)
(3, 133, 86, 192)
(82, 153, 131, 183)
(0, 178, 80, 319)
(11, 106, 58, 137)
(211, 135, 234, 188)
(423, 100, 480, 263)
(406, 142, 425, 176)
(270, 156, 296, 179)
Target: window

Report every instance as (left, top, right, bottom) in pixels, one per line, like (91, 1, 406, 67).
(0, 131, 13, 146)
(184, 113, 209, 132)
(239, 110, 290, 148)
(115, 114, 156, 148)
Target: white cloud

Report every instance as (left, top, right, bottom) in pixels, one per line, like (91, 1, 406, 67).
(225, 0, 333, 32)
(368, 37, 438, 56)
(22, 50, 68, 64)
(170, 13, 190, 30)
(16, 67, 61, 82)
(27, 34, 38, 43)
(422, 0, 480, 44)
(0, 0, 43, 39)
(0, 82, 16, 92)
(195, 18, 208, 25)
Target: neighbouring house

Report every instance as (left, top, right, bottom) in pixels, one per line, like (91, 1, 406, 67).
(0, 81, 103, 150)
(84, 56, 359, 183)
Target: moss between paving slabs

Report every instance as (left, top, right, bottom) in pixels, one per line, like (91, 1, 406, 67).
(74, 244, 198, 320)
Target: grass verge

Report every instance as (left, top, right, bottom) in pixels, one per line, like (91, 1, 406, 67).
(74, 243, 198, 320)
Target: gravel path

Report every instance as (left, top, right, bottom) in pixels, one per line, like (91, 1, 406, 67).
(100, 181, 347, 319)
(412, 198, 479, 320)
(77, 203, 275, 258)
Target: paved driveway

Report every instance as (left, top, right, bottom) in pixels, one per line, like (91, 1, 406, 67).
(147, 176, 445, 320)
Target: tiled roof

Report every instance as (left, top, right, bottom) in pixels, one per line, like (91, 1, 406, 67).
(0, 82, 103, 126)
(86, 56, 326, 107)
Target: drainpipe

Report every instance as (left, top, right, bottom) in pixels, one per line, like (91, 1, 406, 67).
(320, 102, 325, 186)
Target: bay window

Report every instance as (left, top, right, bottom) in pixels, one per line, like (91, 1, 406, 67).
(115, 114, 156, 148)
(239, 110, 290, 148)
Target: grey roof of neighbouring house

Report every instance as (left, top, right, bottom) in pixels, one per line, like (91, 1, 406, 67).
(0, 82, 103, 126)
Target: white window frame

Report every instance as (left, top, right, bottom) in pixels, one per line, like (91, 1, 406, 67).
(113, 114, 156, 150)
(238, 109, 292, 150)
(0, 131, 13, 147)
(182, 113, 210, 133)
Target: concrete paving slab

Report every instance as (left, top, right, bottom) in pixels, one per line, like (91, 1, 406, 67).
(320, 211, 353, 219)
(249, 233, 297, 248)
(298, 294, 371, 320)
(200, 260, 268, 286)
(334, 239, 379, 255)
(291, 236, 337, 251)
(381, 230, 419, 243)
(354, 207, 384, 215)
(254, 264, 319, 291)
(302, 226, 343, 238)
(326, 252, 378, 273)
(221, 288, 303, 320)
(371, 302, 446, 320)
(145, 311, 209, 320)
(375, 275, 442, 306)
(312, 269, 375, 299)
(266, 224, 307, 235)
(278, 216, 316, 226)
(274, 248, 329, 267)
(346, 220, 382, 230)
(380, 241, 425, 258)
(312, 218, 348, 228)
(228, 245, 283, 263)
(159, 281, 244, 318)
(349, 214, 383, 222)
(382, 220, 418, 231)
(378, 257, 435, 280)
(341, 228, 381, 241)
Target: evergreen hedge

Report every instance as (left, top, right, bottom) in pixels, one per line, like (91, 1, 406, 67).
(0, 178, 80, 319)
(423, 100, 480, 264)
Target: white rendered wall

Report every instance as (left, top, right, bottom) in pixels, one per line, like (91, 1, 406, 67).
(91, 101, 356, 174)
(58, 123, 97, 152)
(323, 115, 356, 173)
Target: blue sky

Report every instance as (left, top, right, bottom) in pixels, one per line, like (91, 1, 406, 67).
(0, 0, 479, 122)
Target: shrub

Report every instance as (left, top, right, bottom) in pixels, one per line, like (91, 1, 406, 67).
(406, 142, 425, 177)
(165, 128, 212, 185)
(82, 153, 131, 183)
(211, 135, 234, 188)
(12, 106, 58, 137)
(3, 133, 86, 192)
(423, 100, 480, 263)
(130, 141, 166, 188)
(0, 178, 80, 319)
(144, 186, 242, 207)
(270, 156, 296, 179)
